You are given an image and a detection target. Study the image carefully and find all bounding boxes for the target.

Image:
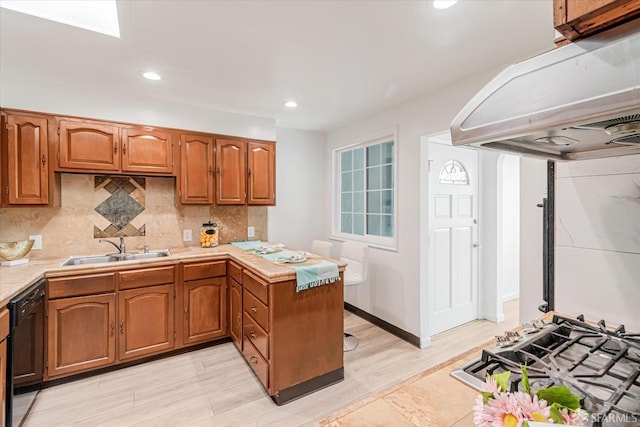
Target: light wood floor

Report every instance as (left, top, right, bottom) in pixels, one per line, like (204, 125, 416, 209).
(23, 300, 518, 427)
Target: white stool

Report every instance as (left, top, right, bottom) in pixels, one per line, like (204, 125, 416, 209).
(340, 241, 369, 351)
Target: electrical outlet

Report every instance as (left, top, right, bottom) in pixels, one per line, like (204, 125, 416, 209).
(247, 226, 255, 238)
(29, 234, 42, 250)
(183, 229, 192, 241)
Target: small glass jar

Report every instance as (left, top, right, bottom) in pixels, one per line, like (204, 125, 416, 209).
(200, 222, 219, 248)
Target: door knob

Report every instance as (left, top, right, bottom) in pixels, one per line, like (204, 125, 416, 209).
(472, 243, 480, 248)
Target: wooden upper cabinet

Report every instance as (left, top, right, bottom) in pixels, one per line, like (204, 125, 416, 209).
(554, 0, 640, 42)
(215, 138, 246, 205)
(180, 133, 214, 204)
(121, 128, 173, 174)
(58, 120, 120, 171)
(247, 141, 275, 205)
(58, 119, 175, 175)
(3, 113, 49, 205)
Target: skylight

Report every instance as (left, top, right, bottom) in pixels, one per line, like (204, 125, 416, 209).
(0, 0, 120, 38)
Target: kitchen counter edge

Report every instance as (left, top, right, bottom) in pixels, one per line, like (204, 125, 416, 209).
(0, 244, 346, 306)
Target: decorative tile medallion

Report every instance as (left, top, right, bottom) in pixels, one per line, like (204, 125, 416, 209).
(93, 176, 146, 238)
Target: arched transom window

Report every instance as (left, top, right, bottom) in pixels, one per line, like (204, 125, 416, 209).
(439, 160, 469, 185)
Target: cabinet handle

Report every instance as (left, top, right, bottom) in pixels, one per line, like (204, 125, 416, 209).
(114, 144, 118, 154)
(248, 169, 252, 176)
(250, 306, 257, 313)
(123, 143, 126, 154)
(184, 307, 188, 319)
(209, 166, 213, 175)
(249, 331, 257, 339)
(110, 321, 115, 337)
(250, 356, 258, 364)
(120, 320, 124, 334)
(42, 155, 47, 167)
(216, 167, 220, 174)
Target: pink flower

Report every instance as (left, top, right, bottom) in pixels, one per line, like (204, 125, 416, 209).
(473, 392, 526, 427)
(560, 408, 589, 426)
(483, 376, 503, 397)
(512, 392, 551, 423)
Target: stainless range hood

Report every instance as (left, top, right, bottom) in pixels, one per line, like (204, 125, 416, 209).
(450, 20, 640, 161)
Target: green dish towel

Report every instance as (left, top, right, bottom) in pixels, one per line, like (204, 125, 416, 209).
(290, 260, 341, 292)
(261, 250, 340, 292)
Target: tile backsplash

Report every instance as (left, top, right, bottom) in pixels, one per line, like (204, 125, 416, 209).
(0, 174, 267, 259)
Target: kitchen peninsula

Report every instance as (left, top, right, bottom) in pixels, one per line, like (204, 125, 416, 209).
(0, 243, 346, 406)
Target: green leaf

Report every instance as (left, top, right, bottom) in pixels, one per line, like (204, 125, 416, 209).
(520, 365, 530, 395)
(549, 404, 565, 424)
(490, 371, 511, 392)
(537, 385, 581, 410)
(481, 391, 493, 405)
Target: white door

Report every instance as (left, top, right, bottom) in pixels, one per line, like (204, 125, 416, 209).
(428, 143, 479, 336)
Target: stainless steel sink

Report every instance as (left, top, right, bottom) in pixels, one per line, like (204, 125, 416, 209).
(121, 251, 171, 261)
(61, 250, 171, 266)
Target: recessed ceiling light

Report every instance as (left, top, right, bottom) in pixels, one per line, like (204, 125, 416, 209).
(140, 70, 161, 81)
(284, 101, 298, 108)
(433, 0, 457, 9)
(0, 0, 120, 37)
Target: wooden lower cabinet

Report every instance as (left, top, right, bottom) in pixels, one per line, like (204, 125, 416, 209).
(241, 270, 344, 405)
(182, 277, 226, 346)
(47, 294, 116, 378)
(118, 284, 175, 361)
(229, 278, 242, 350)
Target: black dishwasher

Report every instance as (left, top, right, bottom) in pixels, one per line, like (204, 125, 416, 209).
(6, 278, 45, 427)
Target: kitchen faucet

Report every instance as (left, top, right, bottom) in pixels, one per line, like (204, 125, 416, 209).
(99, 237, 126, 254)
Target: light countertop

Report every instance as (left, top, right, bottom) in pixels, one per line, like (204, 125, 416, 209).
(0, 244, 345, 307)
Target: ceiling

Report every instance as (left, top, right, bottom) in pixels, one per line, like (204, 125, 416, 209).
(0, 0, 555, 132)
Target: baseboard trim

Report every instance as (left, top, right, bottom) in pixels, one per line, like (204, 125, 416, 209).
(271, 368, 344, 406)
(344, 302, 421, 348)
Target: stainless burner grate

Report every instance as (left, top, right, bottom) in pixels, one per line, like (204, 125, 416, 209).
(451, 314, 640, 427)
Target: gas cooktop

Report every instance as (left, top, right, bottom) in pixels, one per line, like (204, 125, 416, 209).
(451, 314, 640, 426)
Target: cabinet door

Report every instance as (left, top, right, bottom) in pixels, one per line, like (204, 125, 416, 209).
(121, 128, 173, 174)
(247, 141, 275, 205)
(182, 278, 227, 346)
(180, 133, 214, 204)
(5, 114, 49, 205)
(47, 294, 116, 378)
(554, 0, 640, 41)
(118, 284, 174, 361)
(229, 279, 242, 350)
(58, 120, 120, 171)
(215, 139, 246, 204)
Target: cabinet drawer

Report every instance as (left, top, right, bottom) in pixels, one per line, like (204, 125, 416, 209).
(183, 260, 226, 281)
(242, 338, 268, 389)
(228, 260, 243, 284)
(243, 289, 268, 332)
(243, 270, 268, 305)
(243, 312, 268, 360)
(119, 265, 175, 290)
(48, 273, 116, 299)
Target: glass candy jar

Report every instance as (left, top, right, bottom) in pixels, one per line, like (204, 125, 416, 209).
(200, 222, 219, 248)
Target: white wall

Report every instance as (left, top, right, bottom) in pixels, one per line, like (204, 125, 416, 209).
(555, 155, 640, 331)
(519, 157, 547, 322)
(325, 69, 501, 343)
(267, 128, 327, 251)
(0, 71, 276, 141)
(499, 155, 520, 302)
